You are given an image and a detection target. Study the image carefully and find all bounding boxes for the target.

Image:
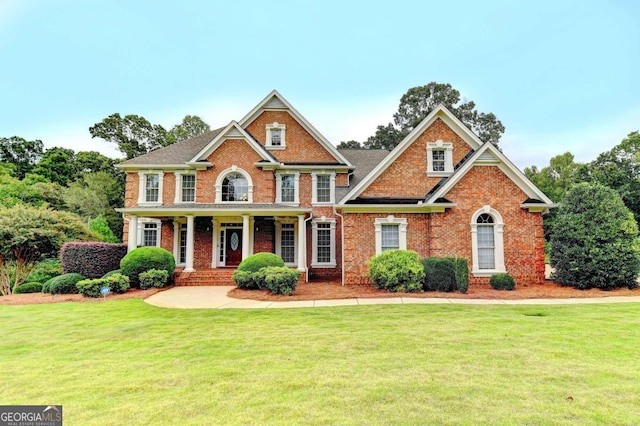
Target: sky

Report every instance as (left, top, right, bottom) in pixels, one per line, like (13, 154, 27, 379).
(0, 0, 638, 169)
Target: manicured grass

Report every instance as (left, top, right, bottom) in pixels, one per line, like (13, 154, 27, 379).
(2, 300, 640, 425)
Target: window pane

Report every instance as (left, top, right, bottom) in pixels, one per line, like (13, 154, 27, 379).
(181, 175, 195, 202)
(316, 175, 331, 203)
(222, 173, 248, 202)
(477, 224, 495, 269)
(281, 175, 295, 203)
(381, 224, 399, 252)
(179, 225, 187, 263)
(432, 150, 445, 172)
(271, 128, 281, 146)
(316, 223, 332, 263)
(145, 175, 159, 202)
(281, 223, 295, 263)
(143, 223, 158, 247)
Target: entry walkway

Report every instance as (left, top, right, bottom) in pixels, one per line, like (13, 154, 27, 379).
(144, 286, 640, 309)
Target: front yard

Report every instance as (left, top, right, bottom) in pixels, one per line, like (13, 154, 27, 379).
(2, 299, 639, 424)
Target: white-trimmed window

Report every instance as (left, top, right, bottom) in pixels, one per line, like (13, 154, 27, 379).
(427, 140, 454, 176)
(137, 218, 161, 247)
(312, 218, 336, 267)
(174, 171, 196, 203)
(138, 171, 164, 205)
(215, 167, 253, 203)
(275, 221, 297, 265)
(275, 171, 300, 204)
(374, 216, 408, 255)
(266, 122, 286, 149)
(470, 206, 505, 276)
(312, 171, 335, 204)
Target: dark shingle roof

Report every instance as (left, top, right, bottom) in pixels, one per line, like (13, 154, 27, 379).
(336, 148, 389, 201)
(119, 128, 224, 166)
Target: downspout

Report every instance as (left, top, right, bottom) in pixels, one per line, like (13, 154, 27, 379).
(304, 212, 314, 283)
(333, 206, 345, 286)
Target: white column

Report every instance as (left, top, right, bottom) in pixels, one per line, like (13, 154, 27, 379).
(184, 215, 195, 272)
(242, 215, 250, 260)
(297, 215, 305, 271)
(128, 215, 138, 252)
(211, 219, 217, 268)
(172, 219, 180, 262)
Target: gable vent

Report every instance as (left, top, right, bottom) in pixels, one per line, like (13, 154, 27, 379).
(478, 150, 498, 162)
(265, 96, 287, 109)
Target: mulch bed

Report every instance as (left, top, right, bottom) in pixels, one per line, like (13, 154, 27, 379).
(0, 287, 163, 306)
(228, 280, 640, 301)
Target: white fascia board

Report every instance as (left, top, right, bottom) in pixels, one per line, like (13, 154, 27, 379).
(238, 90, 353, 167)
(116, 164, 197, 171)
(116, 206, 311, 216)
(338, 203, 455, 213)
(189, 121, 276, 164)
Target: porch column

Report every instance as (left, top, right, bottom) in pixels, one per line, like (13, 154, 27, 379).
(172, 219, 180, 262)
(297, 215, 305, 271)
(127, 215, 138, 252)
(242, 215, 250, 260)
(184, 215, 195, 272)
(210, 219, 217, 268)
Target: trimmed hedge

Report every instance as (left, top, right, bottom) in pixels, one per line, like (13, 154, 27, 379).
(451, 258, 469, 294)
(232, 270, 259, 290)
(422, 258, 457, 292)
(13, 282, 43, 294)
(262, 266, 301, 295)
(139, 269, 169, 289)
(120, 247, 176, 288)
(368, 250, 424, 293)
(237, 253, 285, 273)
(102, 269, 122, 278)
(76, 273, 130, 298)
(490, 273, 516, 291)
(60, 242, 127, 279)
(48, 273, 86, 294)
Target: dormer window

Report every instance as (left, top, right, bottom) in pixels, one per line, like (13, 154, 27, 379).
(427, 140, 454, 177)
(266, 122, 286, 149)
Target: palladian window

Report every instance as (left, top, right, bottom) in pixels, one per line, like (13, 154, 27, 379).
(222, 172, 249, 202)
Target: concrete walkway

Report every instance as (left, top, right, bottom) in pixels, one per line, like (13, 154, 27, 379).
(144, 286, 640, 309)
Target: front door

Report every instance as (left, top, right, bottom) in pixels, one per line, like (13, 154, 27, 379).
(225, 228, 243, 266)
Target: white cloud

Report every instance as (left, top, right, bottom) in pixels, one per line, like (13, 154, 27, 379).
(40, 125, 122, 159)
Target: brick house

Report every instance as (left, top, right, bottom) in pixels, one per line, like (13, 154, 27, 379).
(117, 90, 554, 286)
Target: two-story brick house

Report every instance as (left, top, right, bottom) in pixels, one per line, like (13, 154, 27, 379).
(117, 90, 554, 286)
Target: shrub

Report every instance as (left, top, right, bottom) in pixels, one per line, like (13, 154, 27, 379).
(88, 214, 120, 243)
(28, 259, 63, 284)
(550, 183, 640, 289)
(422, 258, 456, 292)
(368, 250, 424, 293)
(451, 257, 469, 294)
(60, 242, 128, 279)
(42, 277, 54, 293)
(232, 270, 260, 290)
(102, 269, 122, 278)
(76, 273, 130, 298)
(262, 266, 301, 295)
(48, 273, 85, 294)
(490, 273, 516, 291)
(120, 247, 176, 288)
(237, 252, 285, 273)
(13, 282, 43, 294)
(139, 269, 169, 289)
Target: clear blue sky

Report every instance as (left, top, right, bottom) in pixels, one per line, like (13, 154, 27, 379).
(1, 0, 638, 168)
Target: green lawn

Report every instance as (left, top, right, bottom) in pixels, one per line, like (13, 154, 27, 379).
(2, 299, 639, 425)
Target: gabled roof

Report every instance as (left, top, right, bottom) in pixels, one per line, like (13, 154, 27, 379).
(239, 90, 353, 167)
(423, 141, 555, 206)
(117, 128, 224, 169)
(339, 104, 482, 204)
(336, 148, 389, 202)
(190, 121, 277, 164)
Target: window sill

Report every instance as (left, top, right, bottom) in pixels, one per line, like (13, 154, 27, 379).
(139, 201, 163, 206)
(311, 263, 337, 268)
(472, 269, 506, 277)
(426, 171, 453, 178)
(266, 146, 286, 150)
(312, 202, 334, 207)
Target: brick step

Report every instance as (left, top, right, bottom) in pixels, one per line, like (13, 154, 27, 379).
(175, 269, 236, 286)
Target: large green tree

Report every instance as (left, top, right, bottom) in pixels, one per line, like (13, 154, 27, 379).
(31, 147, 77, 186)
(524, 152, 582, 203)
(89, 113, 168, 159)
(0, 205, 97, 294)
(0, 136, 44, 179)
(166, 115, 211, 144)
(550, 183, 640, 290)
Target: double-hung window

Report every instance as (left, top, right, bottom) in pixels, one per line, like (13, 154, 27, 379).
(312, 172, 335, 205)
(470, 206, 506, 276)
(138, 171, 164, 205)
(181, 174, 196, 202)
(426, 141, 453, 176)
(312, 219, 336, 267)
(138, 219, 161, 247)
(374, 216, 407, 255)
(266, 123, 286, 149)
(275, 171, 299, 204)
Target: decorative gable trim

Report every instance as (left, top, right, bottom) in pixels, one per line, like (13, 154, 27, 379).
(239, 90, 353, 167)
(189, 121, 276, 164)
(338, 105, 482, 204)
(425, 142, 555, 208)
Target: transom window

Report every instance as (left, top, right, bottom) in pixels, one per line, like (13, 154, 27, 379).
(145, 174, 159, 202)
(432, 150, 445, 172)
(222, 172, 249, 202)
(476, 214, 495, 269)
(181, 175, 196, 202)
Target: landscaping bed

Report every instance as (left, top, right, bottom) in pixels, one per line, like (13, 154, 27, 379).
(0, 287, 162, 305)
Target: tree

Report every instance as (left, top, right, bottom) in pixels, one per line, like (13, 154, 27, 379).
(524, 152, 582, 202)
(0, 136, 44, 179)
(363, 124, 405, 150)
(75, 151, 116, 174)
(336, 140, 363, 149)
(166, 115, 211, 144)
(550, 183, 640, 289)
(0, 205, 97, 294)
(31, 147, 77, 186)
(89, 113, 168, 159)
(88, 214, 120, 243)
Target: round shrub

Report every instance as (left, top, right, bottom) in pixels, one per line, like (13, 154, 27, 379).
(76, 273, 130, 298)
(422, 258, 457, 292)
(13, 282, 43, 294)
(368, 250, 424, 293)
(237, 252, 285, 273)
(490, 273, 516, 291)
(105, 273, 130, 294)
(120, 247, 175, 288)
(48, 273, 85, 294)
(232, 270, 260, 290)
(262, 266, 301, 296)
(138, 269, 169, 289)
(102, 269, 123, 278)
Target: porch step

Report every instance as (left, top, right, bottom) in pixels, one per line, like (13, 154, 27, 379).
(175, 269, 236, 286)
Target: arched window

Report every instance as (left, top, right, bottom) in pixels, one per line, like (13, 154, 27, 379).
(215, 167, 253, 203)
(470, 206, 505, 276)
(222, 172, 248, 202)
